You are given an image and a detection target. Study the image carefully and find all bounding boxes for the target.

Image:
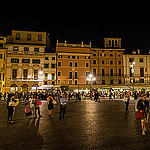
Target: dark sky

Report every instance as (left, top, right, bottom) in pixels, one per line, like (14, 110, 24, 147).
(1, 0, 150, 53)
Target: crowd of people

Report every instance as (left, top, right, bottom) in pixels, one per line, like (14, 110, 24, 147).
(5, 89, 150, 136)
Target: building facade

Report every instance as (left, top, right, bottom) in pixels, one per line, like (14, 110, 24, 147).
(56, 40, 91, 90)
(91, 38, 125, 89)
(5, 30, 51, 92)
(0, 36, 7, 94)
(123, 51, 150, 90)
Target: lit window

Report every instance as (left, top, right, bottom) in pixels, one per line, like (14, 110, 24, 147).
(38, 34, 42, 41)
(27, 33, 31, 41)
(16, 33, 20, 40)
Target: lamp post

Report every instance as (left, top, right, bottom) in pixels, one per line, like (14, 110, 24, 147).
(87, 74, 96, 99)
(130, 62, 135, 96)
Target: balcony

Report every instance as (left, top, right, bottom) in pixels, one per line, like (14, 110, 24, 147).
(10, 77, 43, 81)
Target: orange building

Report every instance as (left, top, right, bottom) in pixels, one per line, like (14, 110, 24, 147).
(56, 40, 91, 90)
(91, 38, 125, 89)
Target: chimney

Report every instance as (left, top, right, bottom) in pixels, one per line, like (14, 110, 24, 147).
(137, 49, 140, 54)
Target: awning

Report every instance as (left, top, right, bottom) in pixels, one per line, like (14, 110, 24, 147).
(38, 85, 53, 90)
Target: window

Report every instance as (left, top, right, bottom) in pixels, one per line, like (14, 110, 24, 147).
(93, 53, 96, 57)
(110, 79, 114, 84)
(77, 56, 79, 59)
(119, 79, 121, 84)
(75, 62, 78, 67)
(129, 58, 133, 62)
(119, 69, 121, 76)
(45, 73, 48, 80)
(27, 33, 31, 41)
(32, 59, 40, 64)
(52, 81, 55, 85)
(102, 80, 105, 84)
(110, 54, 113, 57)
(102, 50, 105, 52)
(140, 68, 144, 77)
(52, 57, 55, 60)
(38, 34, 42, 41)
(24, 47, 29, 51)
(12, 69, 17, 79)
(58, 80, 61, 85)
(86, 72, 90, 77)
(93, 60, 96, 64)
(85, 56, 90, 59)
(69, 72, 72, 79)
(115, 40, 117, 46)
(118, 61, 121, 65)
(109, 40, 111, 45)
(58, 55, 62, 58)
(130, 68, 133, 77)
(72, 56, 75, 59)
(75, 80, 78, 85)
(102, 69, 105, 76)
(0, 73, 1, 80)
(34, 48, 39, 52)
(110, 61, 113, 65)
(13, 47, 18, 51)
(52, 73, 55, 80)
(4, 55, 5, 60)
(2, 73, 4, 81)
(23, 69, 28, 79)
(45, 57, 49, 60)
(110, 69, 113, 76)
(11, 59, 19, 63)
(102, 60, 104, 65)
(34, 70, 38, 79)
(140, 58, 143, 62)
(69, 62, 72, 67)
(44, 63, 49, 68)
(51, 64, 56, 68)
(69, 80, 72, 85)
(16, 33, 20, 40)
(86, 63, 89, 67)
(22, 59, 30, 63)
(118, 54, 121, 57)
(93, 69, 96, 77)
(140, 79, 144, 83)
(0, 54, 2, 59)
(68, 56, 70, 58)
(58, 62, 61, 67)
(58, 72, 61, 76)
(75, 72, 78, 79)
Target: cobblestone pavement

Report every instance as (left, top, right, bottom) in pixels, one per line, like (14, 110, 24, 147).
(0, 98, 150, 150)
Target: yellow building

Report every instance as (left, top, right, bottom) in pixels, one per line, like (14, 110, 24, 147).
(91, 38, 125, 90)
(5, 30, 51, 93)
(56, 40, 91, 90)
(0, 36, 7, 94)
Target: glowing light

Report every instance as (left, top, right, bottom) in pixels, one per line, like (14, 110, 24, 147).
(130, 65, 133, 68)
(39, 71, 43, 75)
(93, 77, 96, 81)
(87, 78, 90, 81)
(133, 62, 135, 65)
(89, 74, 93, 78)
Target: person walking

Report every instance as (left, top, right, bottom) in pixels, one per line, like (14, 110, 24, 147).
(28, 94, 36, 118)
(137, 93, 149, 136)
(124, 91, 130, 113)
(47, 94, 54, 118)
(59, 93, 68, 120)
(34, 95, 42, 118)
(134, 91, 139, 112)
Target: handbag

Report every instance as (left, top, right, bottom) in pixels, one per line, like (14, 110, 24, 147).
(25, 108, 32, 117)
(136, 110, 144, 120)
(52, 100, 57, 105)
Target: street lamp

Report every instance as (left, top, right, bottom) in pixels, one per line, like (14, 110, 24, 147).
(87, 74, 96, 99)
(130, 62, 135, 96)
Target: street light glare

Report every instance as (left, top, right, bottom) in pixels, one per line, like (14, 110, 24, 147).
(133, 62, 135, 65)
(89, 74, 93, 78)
(93, 77, 96, 81)
(87, 78, 90, 81)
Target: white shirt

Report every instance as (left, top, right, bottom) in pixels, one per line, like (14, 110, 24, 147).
(29, 98, 35, 107)
(60, 97, 68, 106)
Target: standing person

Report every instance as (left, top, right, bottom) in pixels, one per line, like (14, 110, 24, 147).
(59, 93, 68, 120)
(7, 94, 16, 123)
(34, 95, 42, 118)
(137, 93, 149, 136)
(28, 94, 36, 118)
(134, 91, 139, 112)
(47, 94, 54, 118)
(124, 91, 130, 113)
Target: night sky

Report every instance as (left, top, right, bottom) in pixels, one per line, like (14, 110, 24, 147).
(1, 0, 150, 53)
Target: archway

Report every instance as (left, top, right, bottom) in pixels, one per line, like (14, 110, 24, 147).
(21, 84, 28, 93)
(10, 84, 18, 93)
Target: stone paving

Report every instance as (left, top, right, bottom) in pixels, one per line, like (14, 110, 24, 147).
(0, 98, 150, 150)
